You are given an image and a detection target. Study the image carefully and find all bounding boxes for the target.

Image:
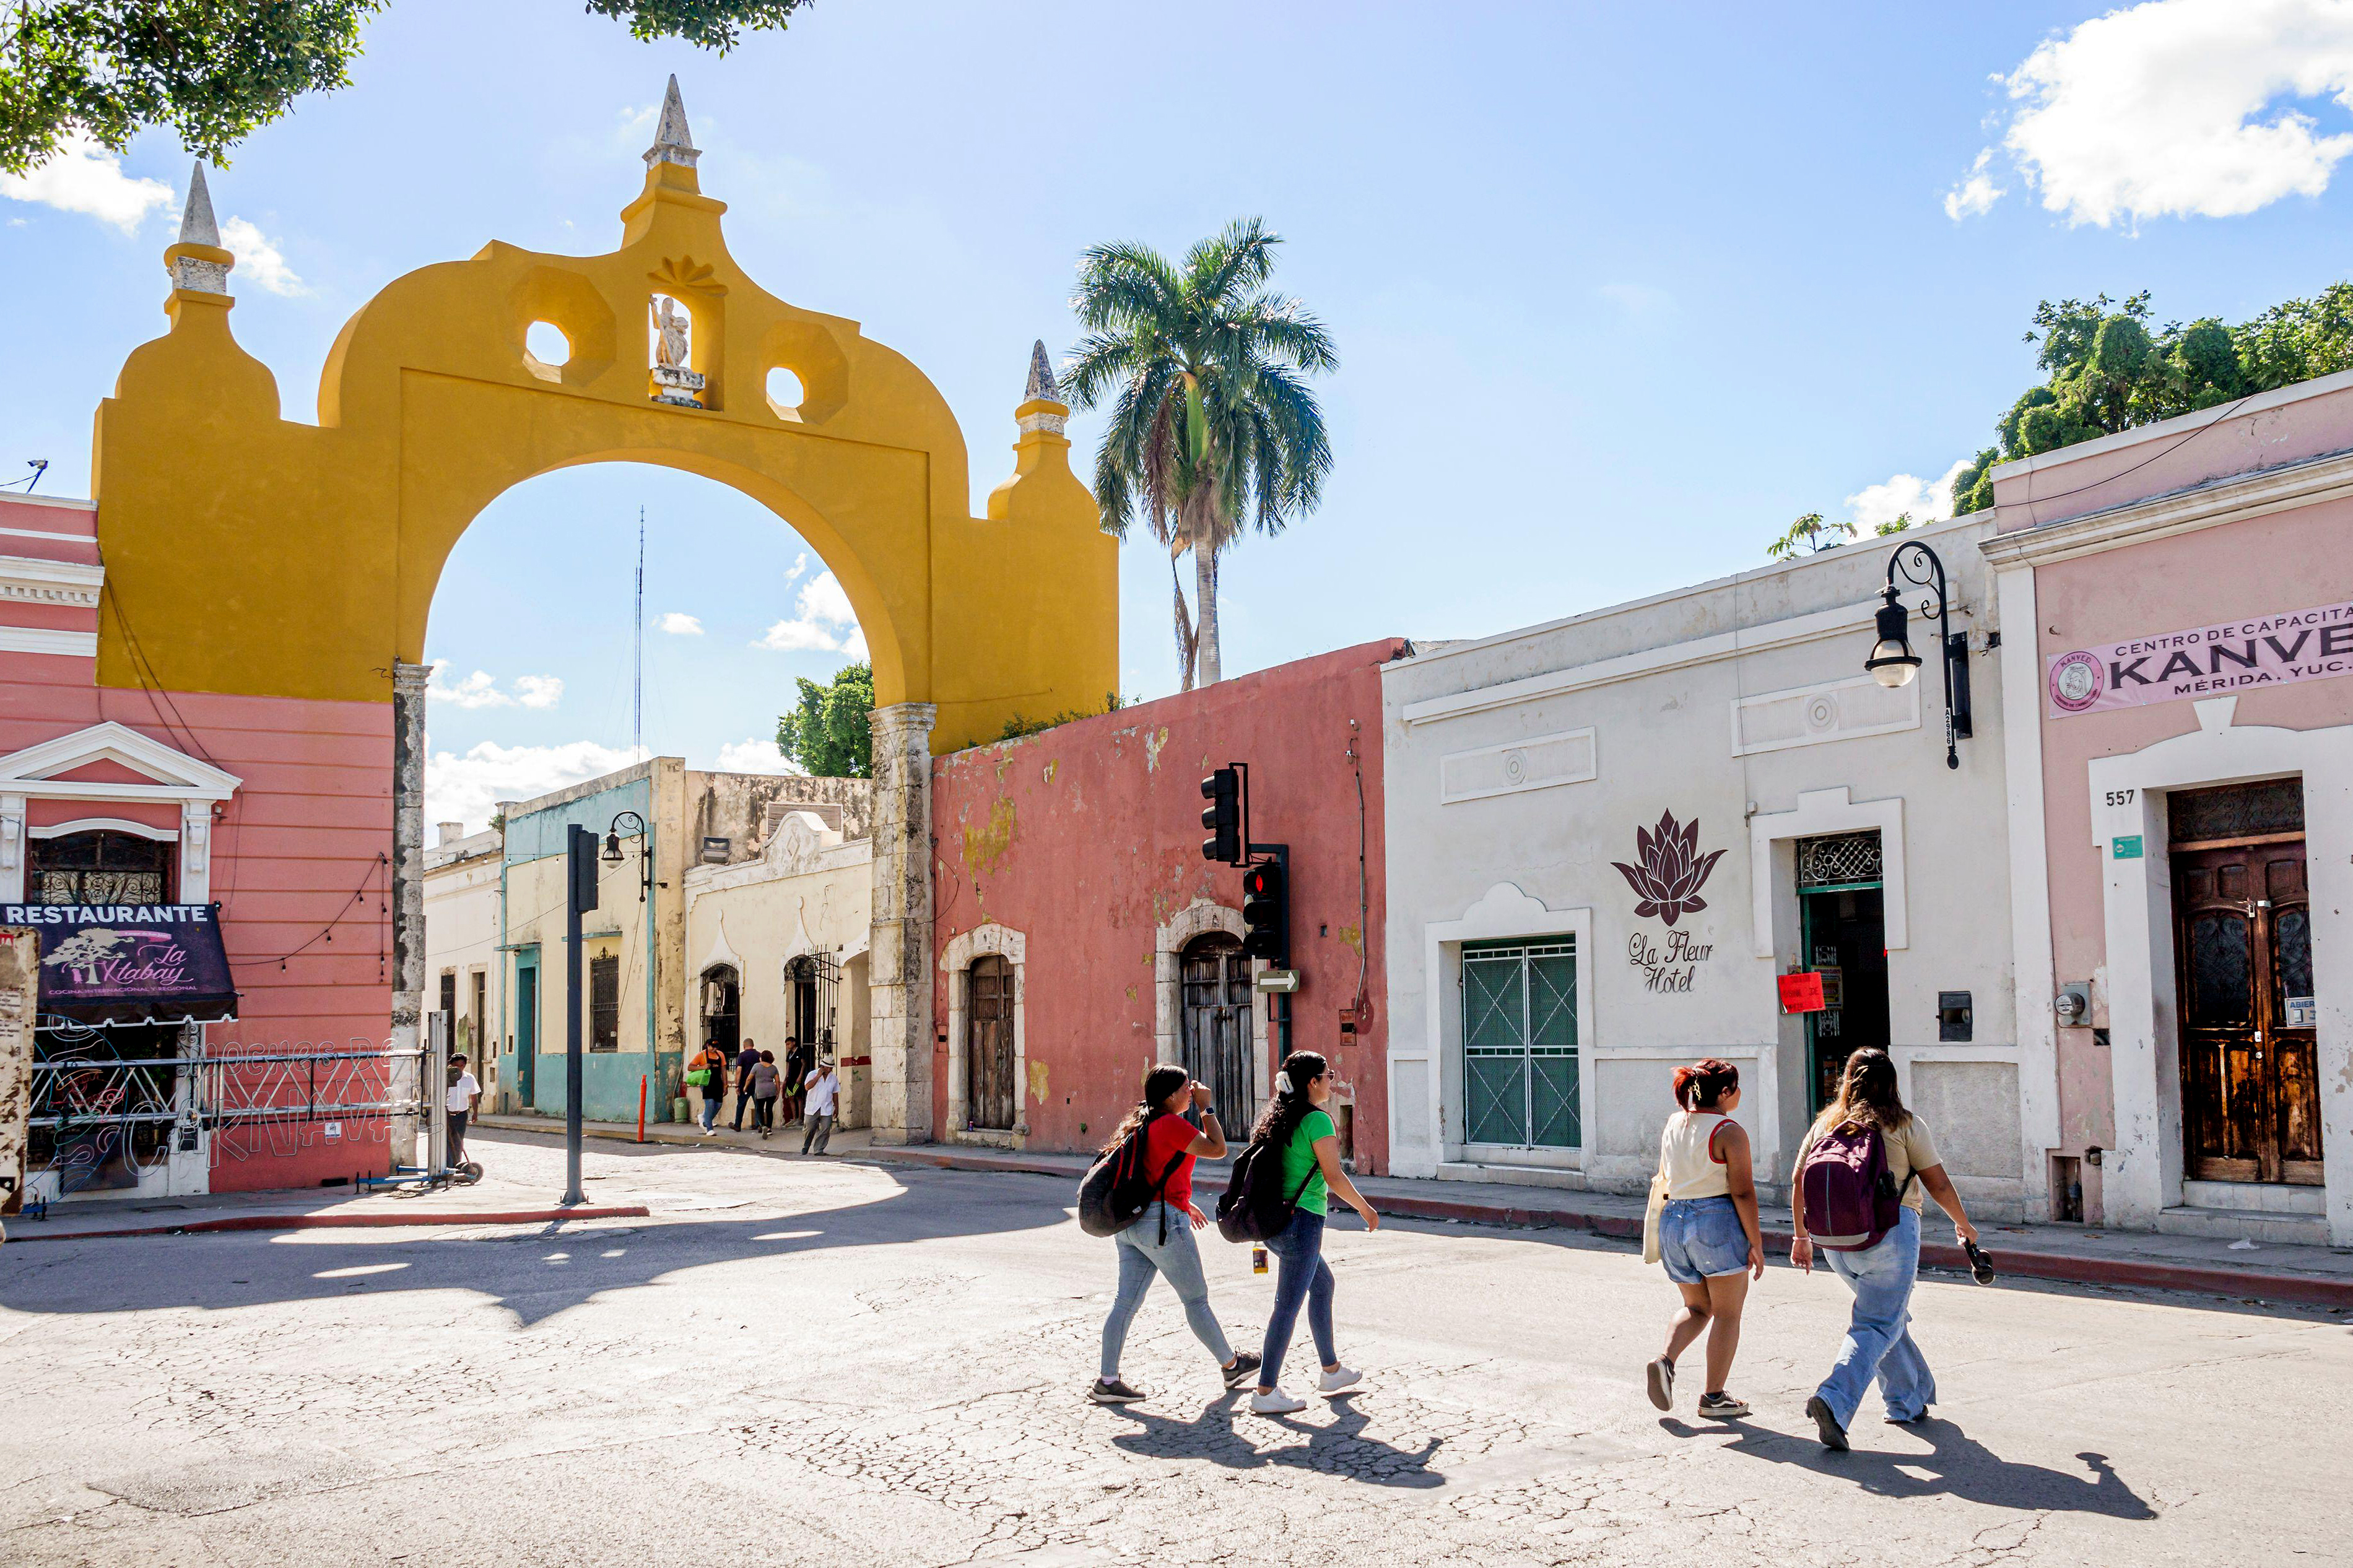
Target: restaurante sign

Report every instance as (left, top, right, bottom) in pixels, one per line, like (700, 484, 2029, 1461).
(2048, 594, 2353, 717)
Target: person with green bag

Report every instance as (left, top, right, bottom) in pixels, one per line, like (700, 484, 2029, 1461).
(688, 1041, 731, 1134)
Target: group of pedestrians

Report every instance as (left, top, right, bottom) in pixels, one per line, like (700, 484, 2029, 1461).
(687, 1034, 842, 1156)
(1643, 1047, 1981, 1450)
(1082, 1044, 1981, 1450)
(1088, 1050, 1381, 1416)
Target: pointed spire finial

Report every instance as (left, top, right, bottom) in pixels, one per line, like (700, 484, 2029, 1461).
(179, 163, 220, 246)
(168, 161, 230, 296)
(1024, 339, 1061, 404)
(643, 75, 702, 170)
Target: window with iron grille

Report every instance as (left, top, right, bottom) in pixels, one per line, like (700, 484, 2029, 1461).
(1460, 938, 1579, 1149)
(589, 953, 620, 1052)
(30, 831, 171, 904)
(1794, 831, 1882, 891)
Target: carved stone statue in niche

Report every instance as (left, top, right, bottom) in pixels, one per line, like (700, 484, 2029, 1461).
(648, 294, 705, 407)
(652, 297, 690, 369)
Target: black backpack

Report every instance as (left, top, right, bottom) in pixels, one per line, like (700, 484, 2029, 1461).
(1215, 1137, 1316, 1244)
(1077, 1123, 1187, 1241)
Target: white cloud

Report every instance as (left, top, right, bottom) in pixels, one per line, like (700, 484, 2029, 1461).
(657, 612, 704, 635)
(1991, 0, 2353, 227)
(1942, 149, 2006, 220)
(713, 737, 801, 774)
(511, 674, 564, 709)
(219, 215, 307, 296)
(425, 739, 639, 835)
(1844, 456, 1978, 530)
(427, 659, 563, 710)
(784, 552, 809, 584)
(754, 568, 864, 655)
(0, 134, 173, 233)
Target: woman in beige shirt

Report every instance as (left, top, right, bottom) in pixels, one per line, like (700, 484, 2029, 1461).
(1790, 1047, 1980, 1450)
(1644, 1058, 1765, 1422)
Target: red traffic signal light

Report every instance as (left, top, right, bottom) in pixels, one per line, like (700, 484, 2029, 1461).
(1200, 766, 1241, 864)
(1241, 857, 1287, 963)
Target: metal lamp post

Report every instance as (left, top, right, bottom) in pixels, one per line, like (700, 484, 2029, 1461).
(1864, 539, 1972, 769)
(602, 810, 653, 903)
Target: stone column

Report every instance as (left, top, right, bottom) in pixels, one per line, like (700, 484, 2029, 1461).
(389, 660, 432, 1167)
(866, 702, 936, 1145)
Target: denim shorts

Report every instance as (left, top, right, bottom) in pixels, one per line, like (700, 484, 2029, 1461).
(1658, 1195, 1749, 1284)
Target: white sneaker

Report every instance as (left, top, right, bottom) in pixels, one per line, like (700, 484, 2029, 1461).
(1250, 1389, 1307, 1415)
(1318, 1365, 1362, 1395)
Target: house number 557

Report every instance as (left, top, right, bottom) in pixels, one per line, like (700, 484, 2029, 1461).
(2105, 789, 2136, 806)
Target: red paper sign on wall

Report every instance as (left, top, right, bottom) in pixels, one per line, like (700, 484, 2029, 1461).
(1777, 971, 1826, 1014)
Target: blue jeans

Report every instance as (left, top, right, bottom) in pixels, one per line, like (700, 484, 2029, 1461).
(1100, 1205, 1233, 1380)
(1259, 1208, 1336, 1387)
(1816, 1207, 1938, 1426)
(699, 1089, 723, 1130)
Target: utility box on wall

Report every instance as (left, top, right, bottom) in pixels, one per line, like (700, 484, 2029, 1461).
(1938, 990, 1973, 1042)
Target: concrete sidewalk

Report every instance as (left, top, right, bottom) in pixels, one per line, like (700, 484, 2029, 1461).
(1, 1163, 648, 1242)
(478, 1111, 2353, 1310)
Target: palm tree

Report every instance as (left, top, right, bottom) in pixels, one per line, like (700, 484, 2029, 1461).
(1063, 219, 1336, 688)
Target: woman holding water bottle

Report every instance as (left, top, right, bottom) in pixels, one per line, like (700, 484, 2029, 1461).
(1248, 1051, 1381, 1416)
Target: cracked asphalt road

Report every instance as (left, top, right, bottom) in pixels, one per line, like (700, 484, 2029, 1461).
(0, 1128, 2344, 1567)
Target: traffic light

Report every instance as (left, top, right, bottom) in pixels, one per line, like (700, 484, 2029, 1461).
(1200, 766, 1241, 864)
(1242, 858, 1288, 963)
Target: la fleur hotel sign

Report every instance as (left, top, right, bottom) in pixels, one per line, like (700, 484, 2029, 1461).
(1612, 810, 1722, 993)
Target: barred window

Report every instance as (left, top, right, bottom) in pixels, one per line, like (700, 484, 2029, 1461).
(30, 831, 171, 906)
(1794, 832, 1882, 891)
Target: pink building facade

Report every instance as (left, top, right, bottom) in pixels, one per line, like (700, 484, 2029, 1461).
(928, 641, 1403, 1171)
(1985, 371, 2353, 1246)
(1, 491, 398, 1199)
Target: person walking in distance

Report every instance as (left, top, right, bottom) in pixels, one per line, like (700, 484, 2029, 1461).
(445, 1053, 481, 1167)
(1250, 1051, 1380, 1416)
(782, 1036, 809, 1127)
(1090, 1063, 1260, 1405)
(1643, 1058, 1765, 1421)
(801, 1056, 841, 1154)
(731, 1036, 761, 1133)
(692, 1039, 730, 1135)
(748, 1049, 782, 1139)
(1792, 1047, 1981, 1451)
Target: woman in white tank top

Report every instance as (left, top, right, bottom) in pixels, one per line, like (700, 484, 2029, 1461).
(1644, 1058, 1765, 1421)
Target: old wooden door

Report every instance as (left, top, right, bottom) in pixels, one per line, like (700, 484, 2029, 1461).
(1181, 935, 1258, 1131)
(2174, 839, 2321, 1185)
(967, 955, 1016, 1130)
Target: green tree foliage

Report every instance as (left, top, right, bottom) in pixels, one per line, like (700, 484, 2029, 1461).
(1063, 218, 1336, 689)
(1, 1, 812, 176)
(775, 661, 872, 779)
(1765, 512, 1853, 560)
(1949, 283, 2353, 514)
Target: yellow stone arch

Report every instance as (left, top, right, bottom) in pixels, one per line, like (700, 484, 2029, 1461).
(90, 84, 1116, 751)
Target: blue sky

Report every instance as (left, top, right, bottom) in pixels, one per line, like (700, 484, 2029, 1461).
(8, 1, 2351, 829)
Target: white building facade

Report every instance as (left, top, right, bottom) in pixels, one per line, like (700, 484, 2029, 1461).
(1382, 517, 2029, 1219)
(423, 821, 505, 1106)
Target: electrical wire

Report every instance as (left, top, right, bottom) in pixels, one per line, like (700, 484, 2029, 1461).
(2014, 388, 2264, 521)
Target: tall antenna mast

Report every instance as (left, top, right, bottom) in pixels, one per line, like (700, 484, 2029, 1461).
(633, 505, 645, 761)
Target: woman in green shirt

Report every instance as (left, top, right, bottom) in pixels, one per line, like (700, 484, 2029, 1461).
(1248, 1050, 1381, 1415)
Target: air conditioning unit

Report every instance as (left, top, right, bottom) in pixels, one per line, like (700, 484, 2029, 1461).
(700, 836, 730, 864)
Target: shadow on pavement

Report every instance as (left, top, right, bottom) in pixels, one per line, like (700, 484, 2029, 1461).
(1679, 1416, 2155, 1517)
(0, 1166, 1065, 1328)
(1105, 1393, 1443, 1488)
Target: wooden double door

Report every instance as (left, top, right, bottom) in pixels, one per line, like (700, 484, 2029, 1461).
(966, 956, 1017, 1130)
(1181, 935, 1258, 1132)
(2173, 839, 2321, 1185)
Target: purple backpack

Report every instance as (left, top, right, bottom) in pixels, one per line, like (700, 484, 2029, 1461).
(1799, 1120, 1911, 1251)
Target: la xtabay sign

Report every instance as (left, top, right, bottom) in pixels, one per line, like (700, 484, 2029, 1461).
(2047, 595, 2353, 717)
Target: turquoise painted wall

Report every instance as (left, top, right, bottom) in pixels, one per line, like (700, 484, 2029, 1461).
(505, 772, 666, 1122)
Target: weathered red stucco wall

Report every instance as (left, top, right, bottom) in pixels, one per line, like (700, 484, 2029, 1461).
(931, 639, 1406, 1171)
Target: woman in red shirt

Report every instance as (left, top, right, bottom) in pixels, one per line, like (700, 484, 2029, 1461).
(1089, 1063, 1261, 1405)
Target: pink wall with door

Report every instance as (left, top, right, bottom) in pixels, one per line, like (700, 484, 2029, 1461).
(929, 640, 1404, 1171)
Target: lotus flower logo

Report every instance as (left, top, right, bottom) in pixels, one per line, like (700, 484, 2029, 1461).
(1611, 810, 1725, 928)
